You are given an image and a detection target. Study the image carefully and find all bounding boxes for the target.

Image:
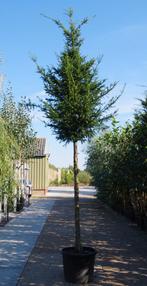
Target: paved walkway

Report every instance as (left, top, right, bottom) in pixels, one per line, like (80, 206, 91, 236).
(17, 187, 147, 286)
(46, 186, 96, 199)
(0, 199, 55, 286)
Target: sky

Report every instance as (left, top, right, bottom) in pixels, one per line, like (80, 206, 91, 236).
(0, 0, 147, 169)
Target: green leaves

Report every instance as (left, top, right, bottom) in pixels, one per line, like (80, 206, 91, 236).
(0, 118, 17, 193)
(87, 96, 147, 227)
(0, 88, 36, 161)
(0, 86, 36, 204)
(33, 10, 118, 144)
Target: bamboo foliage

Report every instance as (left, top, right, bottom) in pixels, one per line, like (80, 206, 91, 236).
(0, 85, 36, 216)
(87, 96, 147, 229)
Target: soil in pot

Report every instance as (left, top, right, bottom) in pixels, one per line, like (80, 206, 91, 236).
(62, 246, 97, 284)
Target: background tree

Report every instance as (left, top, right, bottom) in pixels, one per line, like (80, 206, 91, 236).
(0, 86, 36, 163)
(32, 9, 119, 252)
(0, 118, 18, 210)
(78, 170, 91, 185)
(0, 84, 36, 213)
(61, 167, 74, 185)
(87, 118, 134, 208)
(87, 96, 147, 229)
(132, 95, 147, 191)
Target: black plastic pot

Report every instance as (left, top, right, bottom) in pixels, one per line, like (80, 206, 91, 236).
(62, 247, 97, 284)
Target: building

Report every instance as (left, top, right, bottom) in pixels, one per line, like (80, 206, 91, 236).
(27, 138, 49, 196)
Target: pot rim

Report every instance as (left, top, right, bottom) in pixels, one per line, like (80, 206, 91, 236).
(62, 246, 97, 256)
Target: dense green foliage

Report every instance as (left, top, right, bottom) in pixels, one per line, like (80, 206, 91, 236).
(0, 87, 36, 162)
(0, 86, 36, 214)
(78, 170, 91, 185)
(87, 96, 147, 229)
(33, 10, 118, 143)
(61, 167, 91, 185)
(50, 166, 91, 186)
(61, 167, 74, 185)
(0, 118, 17, 192)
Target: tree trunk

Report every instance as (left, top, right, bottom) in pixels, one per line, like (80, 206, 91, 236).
(73, 142, 81, 252)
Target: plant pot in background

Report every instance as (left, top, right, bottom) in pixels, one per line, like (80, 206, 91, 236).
(62, 246, 97, 284)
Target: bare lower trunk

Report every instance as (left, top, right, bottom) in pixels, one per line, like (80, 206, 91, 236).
(73, 142, 81, 252)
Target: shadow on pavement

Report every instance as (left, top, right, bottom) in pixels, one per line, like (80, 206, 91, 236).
(18, 197, 147, 286)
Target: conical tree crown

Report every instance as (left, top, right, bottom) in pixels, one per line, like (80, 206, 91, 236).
(34, 10, 118, 143)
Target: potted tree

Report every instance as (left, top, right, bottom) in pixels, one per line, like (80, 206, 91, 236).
(32, 9, 119, 283)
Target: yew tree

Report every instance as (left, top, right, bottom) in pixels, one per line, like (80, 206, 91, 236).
(33, 9, 118, 252)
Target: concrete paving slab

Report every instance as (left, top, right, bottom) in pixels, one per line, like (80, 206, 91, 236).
(0, 198, 55, 286)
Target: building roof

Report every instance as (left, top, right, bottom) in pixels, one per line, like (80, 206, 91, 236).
(34, 138, 48, 157)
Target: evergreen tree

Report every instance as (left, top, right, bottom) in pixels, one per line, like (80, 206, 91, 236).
(33, 9, 119, 252)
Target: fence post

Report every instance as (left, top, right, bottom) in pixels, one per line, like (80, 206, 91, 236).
(4, 194, 8, 222)
(13, 188, 17, 213)
(0, 191, 2, 223)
